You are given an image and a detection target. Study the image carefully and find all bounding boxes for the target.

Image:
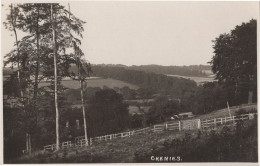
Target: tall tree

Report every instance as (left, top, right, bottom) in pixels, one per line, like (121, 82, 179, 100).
(49, 2, 85, 150)
(4, 4, 33, 154)
(4, 2, 87, 153)
(50, 3, 60, 151)
(211, 19, 257, 104)
(67, 3, 89, 146)
(73, 43, 91, 145)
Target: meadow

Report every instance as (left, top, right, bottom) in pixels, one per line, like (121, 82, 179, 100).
(39, 77, 139, 90)
(167, 74, 214, 86)
(10, 112, 257, 163)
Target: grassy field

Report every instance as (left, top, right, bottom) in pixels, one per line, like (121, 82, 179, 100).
(11, 118, 257, 163)
(11, 129, 194, 163)
(195, 104, 257, 120)
(39, 78, 139, 90)
(167, 74, 215, 85)
(160, 103, 257, 126)
(9, 103, 257, 163)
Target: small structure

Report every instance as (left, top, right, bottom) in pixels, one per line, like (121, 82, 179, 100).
(170, 115, 180, 120)
(178, 112, 194, 119)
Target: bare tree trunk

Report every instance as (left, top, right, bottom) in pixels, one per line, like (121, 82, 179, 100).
(51, 3, 60, 151)
(80, 80, 89, 145)
(10, 4, 31, 154)
(26, 133, 29, 153)
(70, 2, 89, 145)
(34, 6, 40, 125)
(76, 45, 89, 146)
(248, 90, 253, 104)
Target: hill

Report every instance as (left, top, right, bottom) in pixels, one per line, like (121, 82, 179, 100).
(94, 64, 211, 77)
(89, 65, 197, 97)
(11, 114, 257, 163)
(39, 78, 139, 90)
(8, 104, 257, 163)
(128, 64, 210, 77)
(167, 74, 215, 86)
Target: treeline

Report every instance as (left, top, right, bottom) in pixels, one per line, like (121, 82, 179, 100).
(185, 82, 257, 115)
(2, 64, 210, 77)
(71, 65, 198, 97)
(128, 65, 208, 77)
(90, 64, 209, 77)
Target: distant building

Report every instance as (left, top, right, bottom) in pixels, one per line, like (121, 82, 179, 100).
(178, 112, 194, 118)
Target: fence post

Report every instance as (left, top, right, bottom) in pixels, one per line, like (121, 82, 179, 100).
(110, 135, 112, 140)
(198, 119, 201, 129)
(220, 118, 223, 125)
(154, 125, 156, 132)
(105, 136, 107, 141)
(178, 121, 181, 131)
(165, 123, 168, 130)
(121, 133, 123, 137)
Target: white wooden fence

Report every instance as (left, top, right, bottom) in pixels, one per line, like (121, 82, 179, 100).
(43, 112, 257, 152)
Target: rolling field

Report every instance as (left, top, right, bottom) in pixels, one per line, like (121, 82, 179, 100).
(195, 103, 257, 120)
(9, 103, 257, 163)
(167, 74, 215, 85)
(39, 78, 139, 90)
(160, 103, 257, 125)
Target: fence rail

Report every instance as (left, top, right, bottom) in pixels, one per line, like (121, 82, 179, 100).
(43, 112, 257, 152)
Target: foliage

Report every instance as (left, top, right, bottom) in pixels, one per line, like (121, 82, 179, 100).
(210, 19, 257, 103)
(134, 120, 258, 162)
(146, 96, 181, 124)
(91, 64, 209, 77)
(86, 89, 130, 137)
(85, 65, 197, 97)
(59, 88, 131, 138)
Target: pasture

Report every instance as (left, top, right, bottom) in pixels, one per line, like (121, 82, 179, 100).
(195, 104, 257, 120)
(166, 74, 215, 85)
(39, 78, 139, 90)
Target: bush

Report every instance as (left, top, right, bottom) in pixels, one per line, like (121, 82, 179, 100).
(134, 121, 258, 162)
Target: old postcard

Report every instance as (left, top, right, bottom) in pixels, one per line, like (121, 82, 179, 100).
(1, 1, 259, 164)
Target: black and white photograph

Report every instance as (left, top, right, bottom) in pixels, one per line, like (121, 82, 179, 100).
(1, 1, 258, 164)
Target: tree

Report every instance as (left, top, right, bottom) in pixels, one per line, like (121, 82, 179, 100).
(211, 19, 257, 104)
(50, 3, 60, 151)
(67, 3, 89, 146)
(87, 89, 130, 137)
(4, 2, 87, 155)
(71, 43, 91, 146)
(4, 4, 33, 154)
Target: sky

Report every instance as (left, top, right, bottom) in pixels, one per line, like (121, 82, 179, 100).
(1, 1, 259, 66)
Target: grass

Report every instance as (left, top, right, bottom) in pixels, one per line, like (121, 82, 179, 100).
(10, 130, 192, 163)
(167, 74, 215, 85)
(11, 119, 257, 163)
(195, 103, 257, 120)
(39, 78, 139, 90)
(7, 104, 257, 163)
(158, 103, 257, 127)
